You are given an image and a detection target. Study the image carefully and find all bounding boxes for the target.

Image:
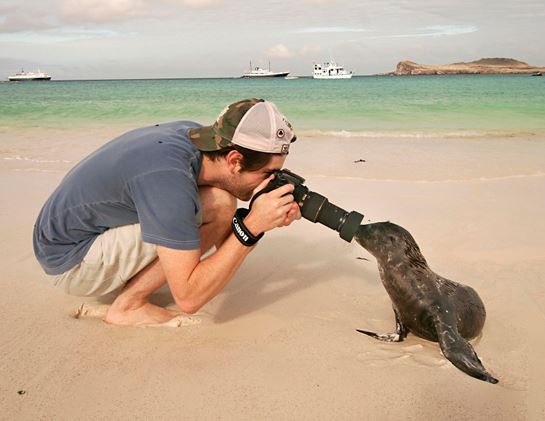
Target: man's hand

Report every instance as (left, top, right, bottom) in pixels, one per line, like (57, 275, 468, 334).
(244, 177, 301, 236)
(283, 200, 301, 226)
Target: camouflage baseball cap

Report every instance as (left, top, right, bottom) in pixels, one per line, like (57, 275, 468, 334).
(188, 98, 296, 154)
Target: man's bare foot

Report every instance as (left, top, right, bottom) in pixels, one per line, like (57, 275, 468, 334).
(104, 301, 181, 326)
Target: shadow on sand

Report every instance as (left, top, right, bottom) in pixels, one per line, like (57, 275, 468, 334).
(95, 233, 378, 323)
(213, 234, 375, 323)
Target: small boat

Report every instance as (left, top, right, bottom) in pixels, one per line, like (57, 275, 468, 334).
(8, 69, 52, 81)
(242, 61, 289, 78)
(313, 60, 353, 79)
(531, 72, 542, 77)
(284, 75, 299, 80)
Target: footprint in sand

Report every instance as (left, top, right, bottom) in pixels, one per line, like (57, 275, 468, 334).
(72, 303, 201, 327)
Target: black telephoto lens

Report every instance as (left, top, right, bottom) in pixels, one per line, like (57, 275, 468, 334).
(299, 191, 363, 242)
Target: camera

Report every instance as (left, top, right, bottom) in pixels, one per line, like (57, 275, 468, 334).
(251, 169, 364, 242)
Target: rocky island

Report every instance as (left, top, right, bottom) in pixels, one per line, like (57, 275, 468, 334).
(392, 58, 544, 75)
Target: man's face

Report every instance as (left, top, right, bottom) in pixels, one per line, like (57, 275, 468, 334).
(229, 154, 287, 201)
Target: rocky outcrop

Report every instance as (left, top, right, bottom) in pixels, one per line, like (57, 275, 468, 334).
(392, 58, 545, 75)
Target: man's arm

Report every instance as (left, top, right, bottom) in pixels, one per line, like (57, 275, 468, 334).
(158, 183, 300, 314)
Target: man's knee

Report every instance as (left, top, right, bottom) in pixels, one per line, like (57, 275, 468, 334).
(199, 187, 236, 225)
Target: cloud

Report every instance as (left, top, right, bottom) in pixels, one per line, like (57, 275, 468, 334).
(61, 0, 151, 23)
(294, 27, 366, 34)
(0, 2, 57, 33)
(0, 0, 224, 34)
(300, 45, 321, 56)
(267, 44, 294, 59)
(423, 25, 478, 36)
(1, 28, 119, 43)
(0, 0, 225, 43)
(61, 0, 223, 23)
(367, 25, 478, 39)
(173, 0, 222, 7)
(0, 16, 55, 33)
(302, 0, 339, 4)
(261, 45, 322, 61)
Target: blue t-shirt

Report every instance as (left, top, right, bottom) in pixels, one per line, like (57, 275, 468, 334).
(33, 121, 204, 275)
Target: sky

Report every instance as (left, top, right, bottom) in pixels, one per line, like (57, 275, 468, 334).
(1, 0, 544, 79)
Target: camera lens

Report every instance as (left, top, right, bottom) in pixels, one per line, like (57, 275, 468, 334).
(300, 191, 364, 242)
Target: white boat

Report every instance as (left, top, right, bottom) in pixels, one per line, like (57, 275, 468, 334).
(242, 61, 289, 78)
(8, 69, 52, 81)
(313, 60, 353, 79)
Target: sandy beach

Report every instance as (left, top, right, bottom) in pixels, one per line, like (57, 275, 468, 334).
(1, 127, 544, 420)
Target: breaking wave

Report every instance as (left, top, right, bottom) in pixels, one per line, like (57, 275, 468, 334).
(297, 129, 545, 140)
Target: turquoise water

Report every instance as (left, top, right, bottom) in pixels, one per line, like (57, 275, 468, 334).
(1, 75, 544, 137)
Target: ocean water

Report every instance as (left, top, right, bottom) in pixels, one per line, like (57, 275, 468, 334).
(1, 75, 544, 138)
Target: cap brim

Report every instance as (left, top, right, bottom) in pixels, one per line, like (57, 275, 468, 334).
(188, 125, 222, 151)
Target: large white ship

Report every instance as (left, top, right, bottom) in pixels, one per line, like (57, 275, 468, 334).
(242, 61, 289, 78)
(8, 69, 52, 81)
(313, 60, 353, 79)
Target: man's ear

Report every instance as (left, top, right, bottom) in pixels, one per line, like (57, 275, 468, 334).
(225, 150, 243, 174)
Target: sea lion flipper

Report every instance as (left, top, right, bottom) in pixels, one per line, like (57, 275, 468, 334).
(356, 309, 409, 342)
(435, 318, 498, 384)
(356, 329, 406, 342)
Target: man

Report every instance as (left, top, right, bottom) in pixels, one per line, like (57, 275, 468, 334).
(33, 98, 300, 326)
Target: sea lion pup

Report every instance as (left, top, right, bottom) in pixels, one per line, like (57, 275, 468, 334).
(355, 222, 498, 384)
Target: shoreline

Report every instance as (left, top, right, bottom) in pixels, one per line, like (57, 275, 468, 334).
(3, 123, 545, 139)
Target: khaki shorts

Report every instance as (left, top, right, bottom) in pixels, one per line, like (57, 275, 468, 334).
(50, 223, 157, 297)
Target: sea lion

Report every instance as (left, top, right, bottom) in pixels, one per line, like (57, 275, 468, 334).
(355, 221, 498, 384)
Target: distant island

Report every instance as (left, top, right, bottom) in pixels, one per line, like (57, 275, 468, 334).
(390, 58, 545, 75)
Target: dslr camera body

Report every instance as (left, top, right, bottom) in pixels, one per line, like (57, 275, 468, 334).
(252, 169, 364, 242)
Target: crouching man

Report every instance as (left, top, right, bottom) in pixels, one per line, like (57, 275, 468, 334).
(33, 98, 300, 326)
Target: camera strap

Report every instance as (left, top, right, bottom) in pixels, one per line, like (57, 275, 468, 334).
(231, 208, 264, 247)
(248, 189, 266, 210)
